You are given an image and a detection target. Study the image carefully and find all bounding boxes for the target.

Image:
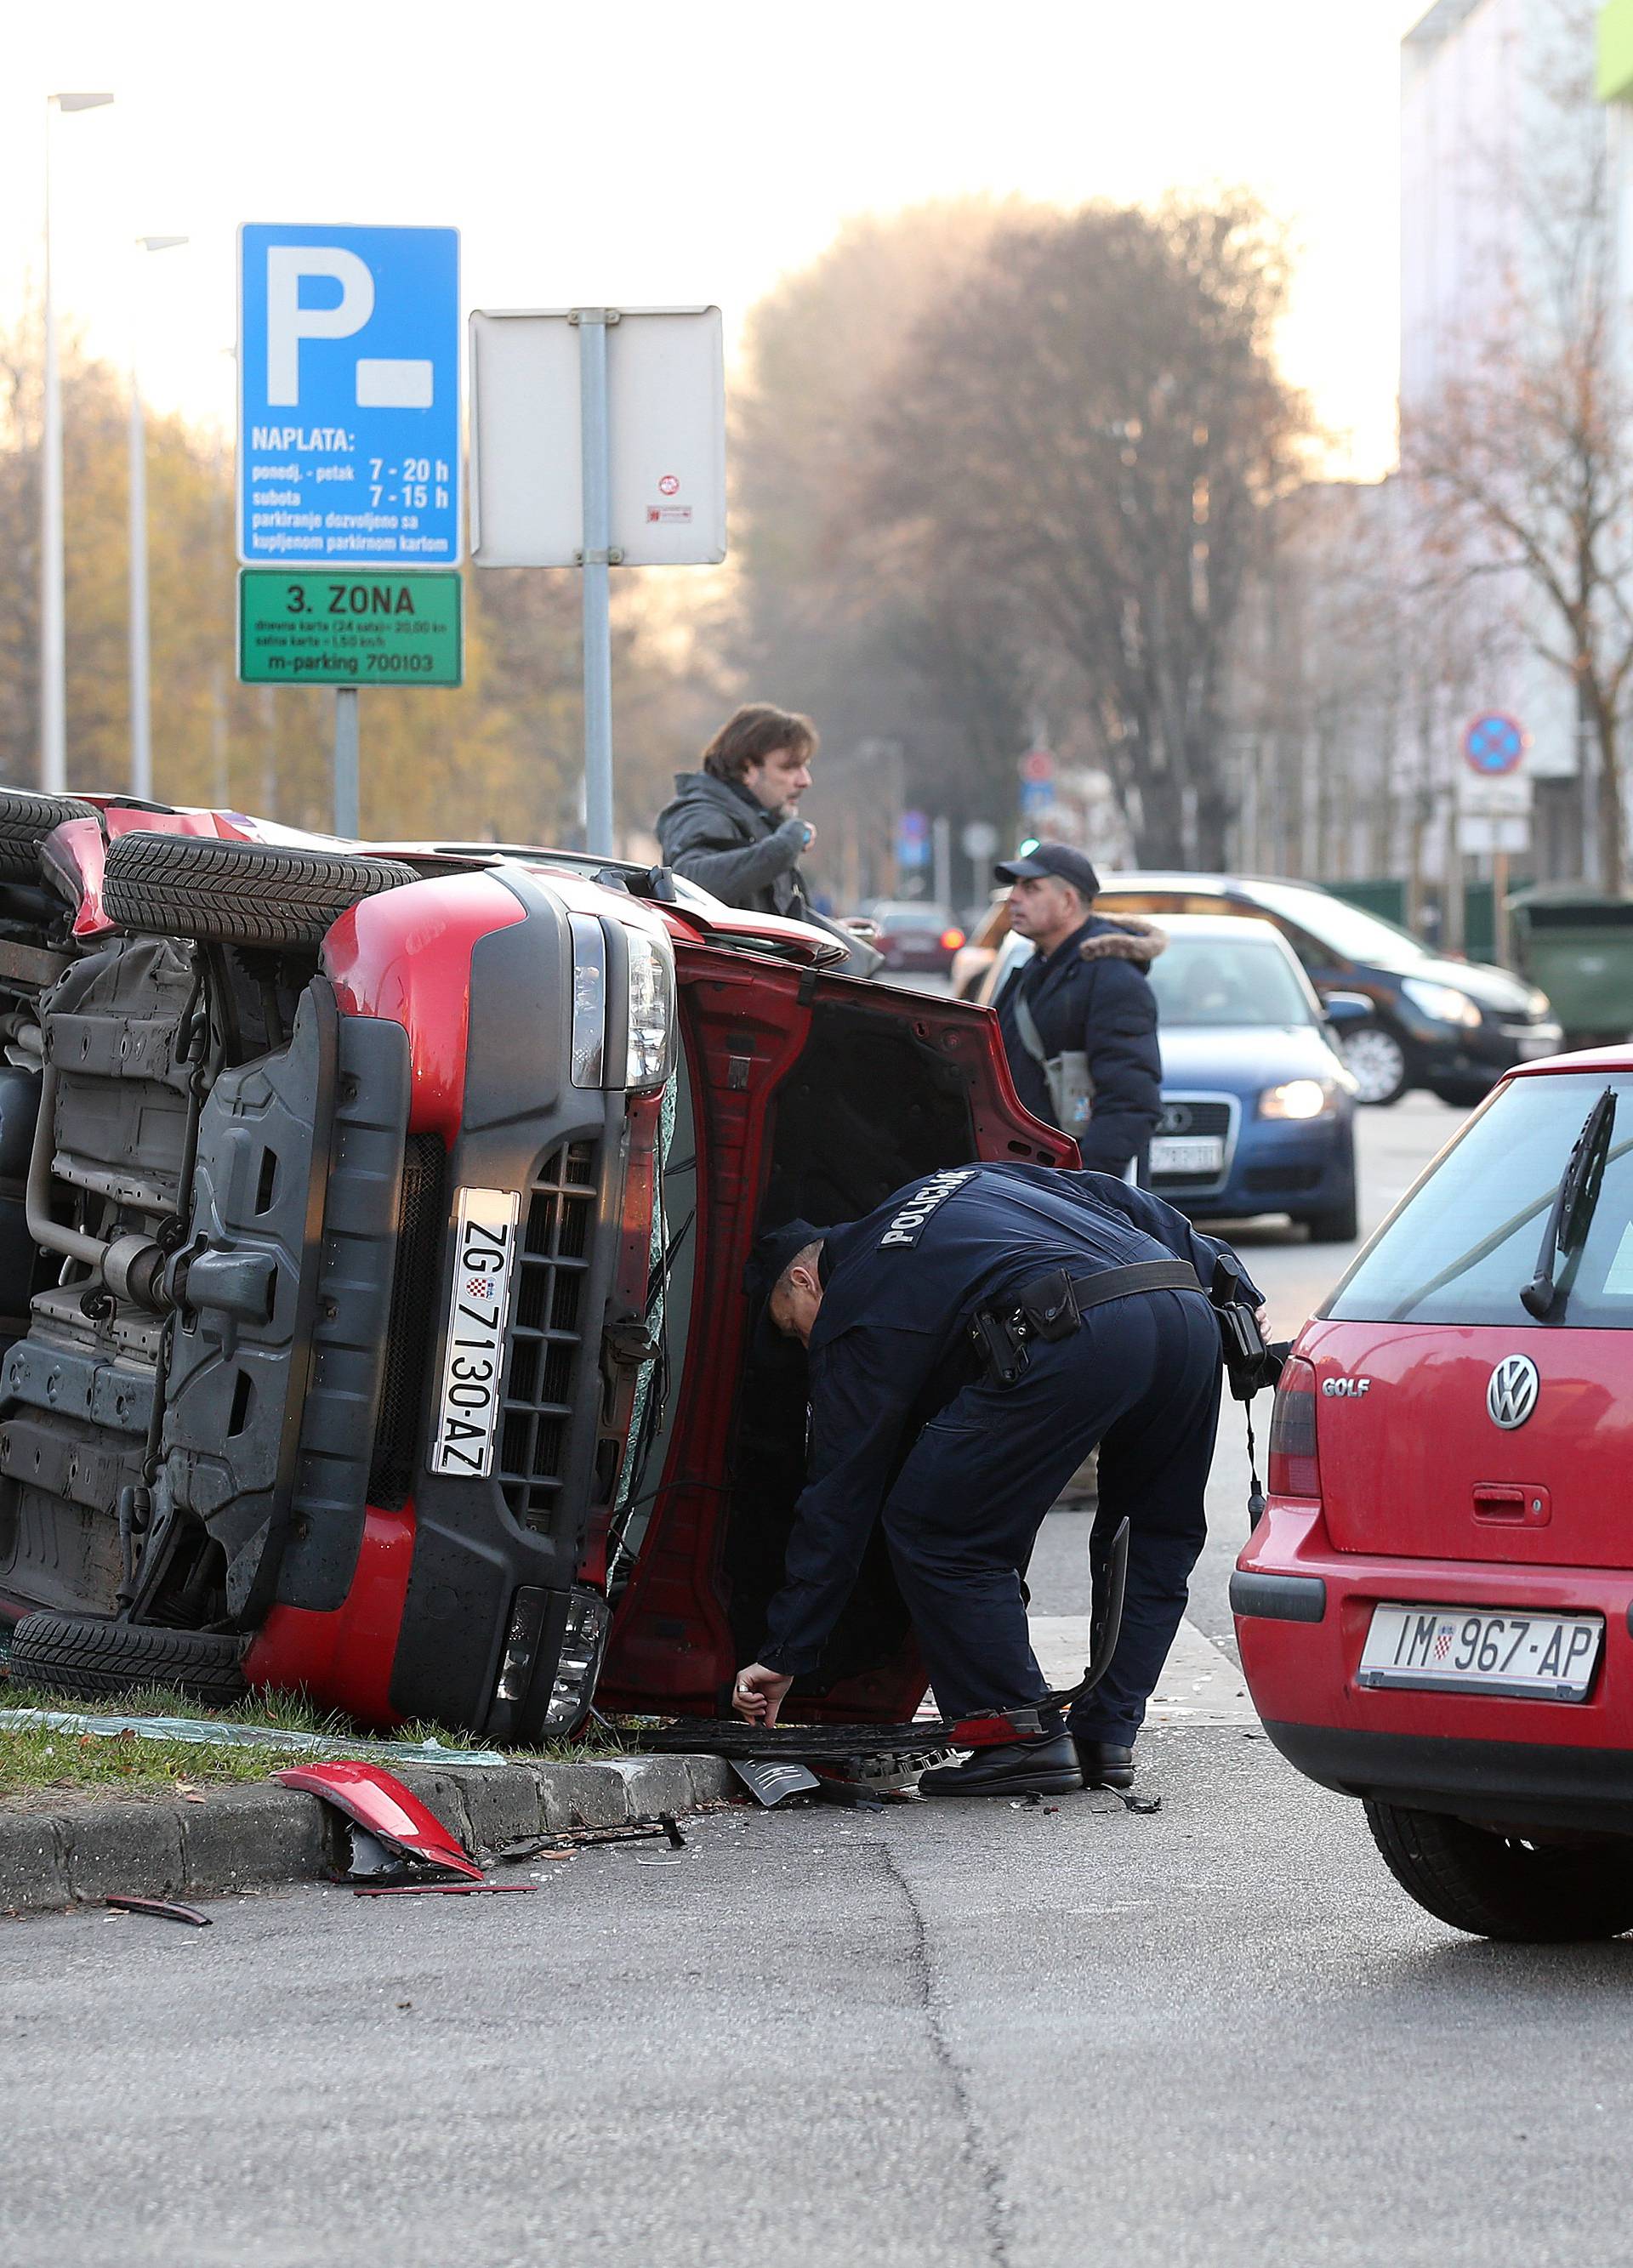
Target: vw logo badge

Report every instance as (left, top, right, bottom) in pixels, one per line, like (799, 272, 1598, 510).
(1160, 1103, 1192, 1135)
(1487, 1355, 1539, 1430)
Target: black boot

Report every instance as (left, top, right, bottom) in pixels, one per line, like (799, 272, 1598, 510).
(919, 1731, 1084, 1799)
(1073, 1737, 1135, 1789)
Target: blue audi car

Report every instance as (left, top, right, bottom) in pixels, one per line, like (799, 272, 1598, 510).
(981, 912, 1363, 1241)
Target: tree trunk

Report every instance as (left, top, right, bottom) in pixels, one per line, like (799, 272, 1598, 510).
(1596, 705, 1626, 894)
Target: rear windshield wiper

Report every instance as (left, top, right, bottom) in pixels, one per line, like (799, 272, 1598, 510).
(1521, 1086, 1617, 1319)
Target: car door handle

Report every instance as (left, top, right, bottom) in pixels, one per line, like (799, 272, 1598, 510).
(1473, 1484, 1550, 1527)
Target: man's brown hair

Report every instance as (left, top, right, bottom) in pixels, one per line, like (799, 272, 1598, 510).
(701, 703, 818, 785)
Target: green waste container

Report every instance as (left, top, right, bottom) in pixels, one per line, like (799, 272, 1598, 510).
(1506, 886, 1633, 1046)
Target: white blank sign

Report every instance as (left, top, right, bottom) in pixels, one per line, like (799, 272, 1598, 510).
(469, 305, 725, 568)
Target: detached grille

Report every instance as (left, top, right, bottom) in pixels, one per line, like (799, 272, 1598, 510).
(497, 1140, 598, 1530)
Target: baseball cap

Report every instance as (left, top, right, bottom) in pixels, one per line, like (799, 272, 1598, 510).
(993, 841, 1101, 898)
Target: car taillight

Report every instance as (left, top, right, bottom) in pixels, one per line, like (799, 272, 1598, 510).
(942, 928, 965, 951)
(1267, 1356, 1321, 1498)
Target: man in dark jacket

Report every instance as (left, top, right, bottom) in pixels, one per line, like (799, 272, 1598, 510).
(655, 703, 881, 976)
(730, 1163, 1265, 1798)
(992, 842, 1164, 1175)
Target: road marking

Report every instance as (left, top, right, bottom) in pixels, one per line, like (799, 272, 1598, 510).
(1027, 1614, 1259, 1726)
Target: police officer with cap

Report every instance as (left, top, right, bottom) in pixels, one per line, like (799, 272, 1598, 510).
(732, 1162, 1266, 1797)
(991, 842, 1164, 1174)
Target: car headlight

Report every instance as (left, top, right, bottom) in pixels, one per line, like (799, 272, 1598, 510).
(568, 915, 607, 1087)
(568, 917, 675, 1094)
(1400, 976, 1482, 1029)
(1260, 1078, 1340, 1121)
(623, 927, 675, 1092)
(1527, 986, 1552, 1019)
(543, 1588, 612, 1733)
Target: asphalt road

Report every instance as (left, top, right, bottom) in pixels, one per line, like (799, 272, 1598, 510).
(13, 1095, 1563, 2268)
(9, 1723, 1632, 2268)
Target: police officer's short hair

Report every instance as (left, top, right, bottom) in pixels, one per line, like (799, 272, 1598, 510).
(702, 704, 818, 785)
(773, 1242, 824, 1305)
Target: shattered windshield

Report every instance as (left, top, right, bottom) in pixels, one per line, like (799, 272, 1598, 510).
(1327, 1072, 1633, 1328)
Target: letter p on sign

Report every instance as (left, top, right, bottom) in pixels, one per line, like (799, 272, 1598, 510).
(265, 247, 374, 405)
(263, 247, 437, 412)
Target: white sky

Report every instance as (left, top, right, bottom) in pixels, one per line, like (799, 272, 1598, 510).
(6, 0, 1431, 477)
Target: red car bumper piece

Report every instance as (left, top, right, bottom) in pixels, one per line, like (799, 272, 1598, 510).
(276, 1760, 483, 1879)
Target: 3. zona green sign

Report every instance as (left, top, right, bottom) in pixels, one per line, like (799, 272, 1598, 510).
(238, 569, 463, 686)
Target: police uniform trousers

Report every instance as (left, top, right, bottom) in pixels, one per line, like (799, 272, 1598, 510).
(880, 1287, 1223, 1739)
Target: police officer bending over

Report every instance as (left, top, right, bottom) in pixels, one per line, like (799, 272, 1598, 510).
(732, 1162, 1266, 1799)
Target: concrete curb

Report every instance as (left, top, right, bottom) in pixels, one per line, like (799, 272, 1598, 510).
(0, 1753, 735, 1917)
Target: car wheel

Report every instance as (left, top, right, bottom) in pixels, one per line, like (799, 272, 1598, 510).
(1364, 1799, 1633, 1941)
(0, 788, 99, 881)
(1338, 1024, 1408, 1106)
(1302, 1191, 1359, 1242)
(7, 1611, 248, 1706)
(103, 833, 421, 950)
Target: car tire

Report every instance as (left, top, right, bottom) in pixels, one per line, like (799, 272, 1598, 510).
(1302, 1192, 1359, 1242)
(1338, 1024, 1409, 1106)
(1364, 1799, 1633, 1941)
(103, 832, 422, 949)
(0, 788, 100, 881)
(7, 1611, 248, 1706)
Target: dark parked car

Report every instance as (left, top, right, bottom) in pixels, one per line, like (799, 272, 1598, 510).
(0, 790, 1068, 1742)
(1090, 874, 1562, 1107)
(864, 900, 966, 975)
(982, 915, 1363, 1238)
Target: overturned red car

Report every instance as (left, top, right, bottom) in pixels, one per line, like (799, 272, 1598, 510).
(0, 789, 1067, 1745)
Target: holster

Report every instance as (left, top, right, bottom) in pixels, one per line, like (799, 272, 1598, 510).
(967, 1259, 1201, 1388)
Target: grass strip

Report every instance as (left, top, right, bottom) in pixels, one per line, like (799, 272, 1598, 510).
(0, 1679, 626, 1801)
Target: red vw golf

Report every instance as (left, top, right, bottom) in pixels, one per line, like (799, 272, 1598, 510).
(1235, 1047, 1633, 1941)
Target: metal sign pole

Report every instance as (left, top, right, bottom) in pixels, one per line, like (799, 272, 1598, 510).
(575, 308, 617, 855)
(333, 686, 360, 836)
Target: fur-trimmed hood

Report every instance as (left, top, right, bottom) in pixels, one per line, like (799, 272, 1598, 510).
(1078, 912, 1167, 967)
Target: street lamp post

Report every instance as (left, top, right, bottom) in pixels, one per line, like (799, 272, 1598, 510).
(41, 91, 114, 796)
(128, 236, 187, 802)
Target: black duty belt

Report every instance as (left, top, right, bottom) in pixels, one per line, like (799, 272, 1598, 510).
(968, 1258, 1202, 1389)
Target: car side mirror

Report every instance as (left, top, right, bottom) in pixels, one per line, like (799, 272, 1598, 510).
(1321, 992, 1373, 1027)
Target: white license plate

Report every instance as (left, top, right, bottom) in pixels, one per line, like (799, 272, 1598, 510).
(428, 1185, 521, 1478)
(1358, 1603, 1603, 1702)
(1516, 1032, 1562, 1059)
(1151, 1135, 1224, 1176)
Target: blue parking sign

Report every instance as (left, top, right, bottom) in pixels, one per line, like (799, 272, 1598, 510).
(238, 224, 460, 568)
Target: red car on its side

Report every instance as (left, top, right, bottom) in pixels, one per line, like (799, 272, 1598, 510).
(1235, 1047, 1633, 1940)
(0, 789, 1067, 1746)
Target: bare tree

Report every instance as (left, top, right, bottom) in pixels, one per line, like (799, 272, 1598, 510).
(865, 197, 1308, 865)
(731, 200, 1038, 873)
(1406, 0, 1633, 890)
